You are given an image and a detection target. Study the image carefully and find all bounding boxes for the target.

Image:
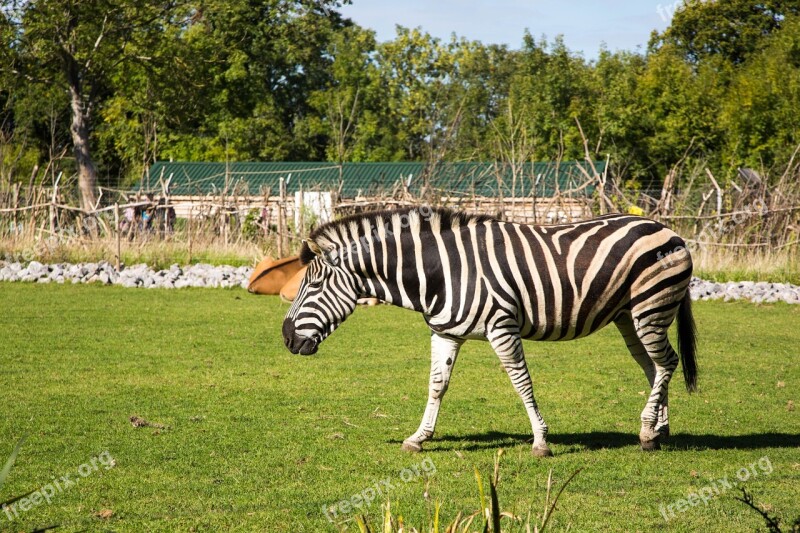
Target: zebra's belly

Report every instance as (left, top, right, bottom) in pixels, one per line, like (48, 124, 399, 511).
(425, 300, 623, 342)
(518, 300, 624, 342)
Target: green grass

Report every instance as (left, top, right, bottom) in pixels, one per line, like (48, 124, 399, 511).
(695, 268, 800, 286)
(0, 284, 798, 532)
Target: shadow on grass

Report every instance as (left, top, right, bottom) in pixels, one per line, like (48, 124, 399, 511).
(390, 431, 800, 452)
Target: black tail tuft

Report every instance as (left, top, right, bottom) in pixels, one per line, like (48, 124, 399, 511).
(677, 290, 698, 392)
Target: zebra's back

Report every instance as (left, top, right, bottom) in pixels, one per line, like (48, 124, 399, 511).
(425, 213, 692, 341)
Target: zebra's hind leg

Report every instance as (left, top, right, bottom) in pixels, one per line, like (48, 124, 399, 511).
(401, 333, 464, 452)
(629, 311, 680, 451)
(488, 328, 552, 457)
(615, 313, 671, 441)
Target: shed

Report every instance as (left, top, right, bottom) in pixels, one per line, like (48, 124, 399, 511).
(139, 160, 602, 198)
(135, 160, 606, 224)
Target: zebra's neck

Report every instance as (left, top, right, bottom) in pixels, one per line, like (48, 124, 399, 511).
(319, 208, 477, 314)
(338, 211, 428, 313)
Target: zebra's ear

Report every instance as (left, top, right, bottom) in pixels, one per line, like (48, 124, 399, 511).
(304, 238, 324, 257)
(302, 238, 340, 265)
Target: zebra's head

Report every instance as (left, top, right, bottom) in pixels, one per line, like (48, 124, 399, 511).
(282, 237, 360, 355)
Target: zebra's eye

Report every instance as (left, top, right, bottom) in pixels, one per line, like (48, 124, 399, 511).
(307, 278, 323, 288)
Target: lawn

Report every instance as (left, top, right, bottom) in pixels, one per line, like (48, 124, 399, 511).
(0, 283, 798, 532)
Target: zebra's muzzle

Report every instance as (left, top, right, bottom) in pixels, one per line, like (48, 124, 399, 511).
(282, 318, 320, 355)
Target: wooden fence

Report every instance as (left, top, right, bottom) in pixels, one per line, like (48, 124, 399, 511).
(1, 162, 799, 270)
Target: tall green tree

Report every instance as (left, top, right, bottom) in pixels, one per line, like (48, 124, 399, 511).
(719, 15, 800, 169)
(4, 0, 184, 208)
(652, 0, 800, 65)
(376, 27, 454, 161)
(507, 34, 595, 162)
(443, 39, 513, 160)
(158, 0, 352, 164)
(302, 24, 378, 163)
(591, 49, 648, 183)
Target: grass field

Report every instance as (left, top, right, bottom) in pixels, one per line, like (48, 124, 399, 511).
(0, 283, 798, 532)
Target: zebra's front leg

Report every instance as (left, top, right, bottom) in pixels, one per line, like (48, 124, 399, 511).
(656, 401, 670, 439)
(488, 328, 552, 457)
(401, 332, 464, 452)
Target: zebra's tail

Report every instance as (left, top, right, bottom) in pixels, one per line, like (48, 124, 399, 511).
(677, 290, 698, 392)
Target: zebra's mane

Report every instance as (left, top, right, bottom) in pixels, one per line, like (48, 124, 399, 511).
(300, 207, 496, 264)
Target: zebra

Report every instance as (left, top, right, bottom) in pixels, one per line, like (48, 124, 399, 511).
(282, 206, 697, 456)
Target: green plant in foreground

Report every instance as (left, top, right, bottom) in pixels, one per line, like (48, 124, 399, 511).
(1, 436, 30, 509)
(1, 437, 59, 533)
(352, 450, 582, 533)
(736, 488, 800, 533)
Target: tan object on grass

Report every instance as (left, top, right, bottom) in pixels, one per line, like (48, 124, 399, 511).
(253, 256, 383, 304)
(247, 256, 304, 295)
(279, 271, 382, 304)
(279, 266, 308, 301)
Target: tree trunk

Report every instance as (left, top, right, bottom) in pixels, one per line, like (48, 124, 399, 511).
(67, 74, 98, 212)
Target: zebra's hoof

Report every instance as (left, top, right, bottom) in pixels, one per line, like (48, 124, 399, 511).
(640, 437, 661, 451)
(532, 445, 553, 457)
(401, 440, 422, 453)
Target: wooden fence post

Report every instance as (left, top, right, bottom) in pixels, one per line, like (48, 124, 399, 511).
(49, 182, 58, 235)
(114, 202, 121, 271)
(262, 187, 271, 240)
(188, 208, 193, 264)
(298, 186, 305, 235)
(278, 177, 285, 258)
(12, 183, 20, 236)
(705, 168, 724, 232)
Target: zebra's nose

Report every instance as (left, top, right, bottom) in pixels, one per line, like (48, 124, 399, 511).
(282, 318, 297, 352)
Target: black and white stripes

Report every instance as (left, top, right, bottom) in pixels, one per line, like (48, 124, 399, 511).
(282, 207, 697, 455)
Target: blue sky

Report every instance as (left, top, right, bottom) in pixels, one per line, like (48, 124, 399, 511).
(339, 0, 674, 58)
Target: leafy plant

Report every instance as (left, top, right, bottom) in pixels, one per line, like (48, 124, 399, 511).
(241, 208, 264, 242)
(350, 449, 582, 533)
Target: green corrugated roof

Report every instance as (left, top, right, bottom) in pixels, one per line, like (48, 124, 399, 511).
(138, 161, 602, 198)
